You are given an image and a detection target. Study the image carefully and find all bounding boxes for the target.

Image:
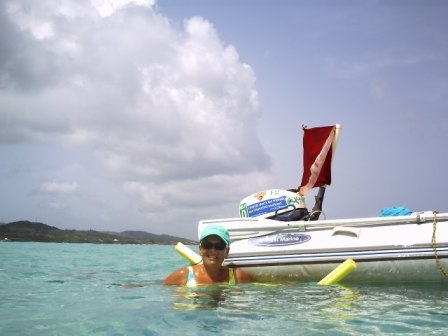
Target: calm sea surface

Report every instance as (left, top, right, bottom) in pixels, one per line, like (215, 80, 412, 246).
(1, 242, 448, 335)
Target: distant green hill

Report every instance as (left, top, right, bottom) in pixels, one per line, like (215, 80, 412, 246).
(0, 221, 196, 245)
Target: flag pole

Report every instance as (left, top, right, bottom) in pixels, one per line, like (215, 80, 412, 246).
(332, 124, 342, 161)
(309, 186, 326, 220)
(308, 124, 341, 220)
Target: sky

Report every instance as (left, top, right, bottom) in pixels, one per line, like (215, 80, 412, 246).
(1, 0, 447, 240)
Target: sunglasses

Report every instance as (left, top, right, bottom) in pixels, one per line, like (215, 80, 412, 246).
(200, 241, 227, 250)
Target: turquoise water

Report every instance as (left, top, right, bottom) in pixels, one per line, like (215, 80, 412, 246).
(1, 243, 448, 335)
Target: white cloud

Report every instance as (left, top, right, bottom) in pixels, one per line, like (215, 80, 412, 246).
(91, 0, 154, 17)
(0, 0, 270, 232)
(40, 181, 79, 193)
(48, 201, 68, 209)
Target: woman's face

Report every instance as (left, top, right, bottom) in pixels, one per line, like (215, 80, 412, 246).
(199, 236, 229, 265)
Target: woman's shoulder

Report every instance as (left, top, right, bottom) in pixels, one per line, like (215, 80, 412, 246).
(162, 266, 190, 285)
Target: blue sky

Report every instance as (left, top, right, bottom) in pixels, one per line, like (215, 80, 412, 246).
(1, 0, 447, 239)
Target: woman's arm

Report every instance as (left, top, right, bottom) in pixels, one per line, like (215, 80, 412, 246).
(234, 268, 252, 283)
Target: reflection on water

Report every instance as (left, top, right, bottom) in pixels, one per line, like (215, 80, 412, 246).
(170, 285, 242, 310)
(321, 285, 361, 333)
(169, 281, 361, 319)
(166, 282, 367, 335)
(165, 280, 448, 336)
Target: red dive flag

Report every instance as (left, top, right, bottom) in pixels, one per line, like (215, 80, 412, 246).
(299, 125, 336, 195)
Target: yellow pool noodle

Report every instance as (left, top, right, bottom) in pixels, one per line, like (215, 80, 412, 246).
(318, 258, 357, 285)
(175, 242, 202, 265)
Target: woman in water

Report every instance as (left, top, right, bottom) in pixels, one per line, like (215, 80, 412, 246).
(163, 225, 251, 286)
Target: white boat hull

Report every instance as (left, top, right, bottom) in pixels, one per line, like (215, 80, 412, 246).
(198, 211, 448, 283)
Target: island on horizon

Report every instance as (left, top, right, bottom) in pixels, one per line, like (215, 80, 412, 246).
(0, 220, 197, 245)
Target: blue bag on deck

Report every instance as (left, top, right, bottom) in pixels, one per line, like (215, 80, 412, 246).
(380, 206, 412, 217)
